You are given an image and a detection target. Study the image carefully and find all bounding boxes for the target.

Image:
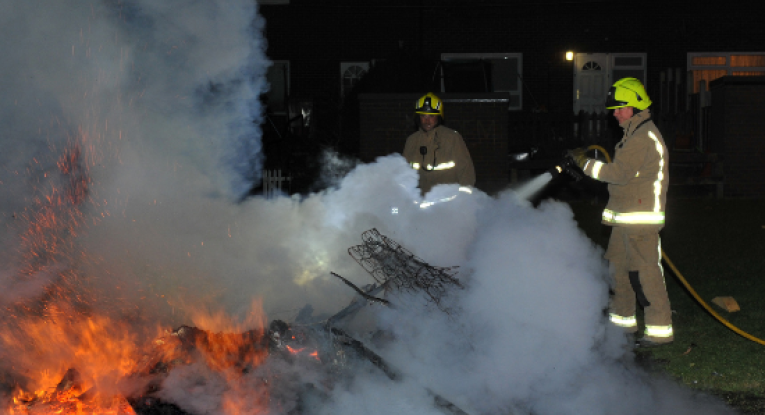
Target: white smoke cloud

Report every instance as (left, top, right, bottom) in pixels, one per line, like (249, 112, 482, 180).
(0, 0, 269, 316)
(0, 1, 738, 415)
(333, 190, 736, 415)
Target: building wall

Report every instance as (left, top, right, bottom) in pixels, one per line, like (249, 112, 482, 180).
(359, 93, 508, 193)
(261, 1, 765, 118)
(711, 77, 765, 198)
(260, 1, 765, 197)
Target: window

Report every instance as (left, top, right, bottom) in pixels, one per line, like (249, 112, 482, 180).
(688, 52, 765, 93)
(440, 53, 523, 110)
(264, 60, 289, 115)
(611, 53, 647, 86)
(340, 62, 369, 97)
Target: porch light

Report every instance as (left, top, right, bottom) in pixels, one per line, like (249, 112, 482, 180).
(565, 51, 574, 61)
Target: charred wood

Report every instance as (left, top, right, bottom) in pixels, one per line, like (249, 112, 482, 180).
(124, 325, 271, 414)
(55, 368, 83, 393)
(329, 327, 399, 381)
(433, 394, 474, 415)
(130, 325, 269, 378)
(330, 272, 389, 306)
(324, 281, 388, 326)
(7, 229, 476, 415)
(7, 322, 475, 415)
(328, 327, 474, 415)
(128, 396, 189, 415)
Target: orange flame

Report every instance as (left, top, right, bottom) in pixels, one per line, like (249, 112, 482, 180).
(186, 300, 271, 414)
(186, 299, 269, 372)
(4, 79, 273, 411)
(4, 300, 273, 414)
(3, 305, 148, 414)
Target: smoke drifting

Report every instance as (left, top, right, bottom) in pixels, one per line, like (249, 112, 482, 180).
(0, 1, 737, 415)
(0, 0, 272, 317)
(324, 190, 736, 415)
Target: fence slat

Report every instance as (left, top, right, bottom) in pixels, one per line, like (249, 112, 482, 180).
(262, 169, 292, 198)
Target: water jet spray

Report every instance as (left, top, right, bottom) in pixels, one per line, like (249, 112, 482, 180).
(513, 150, 586, 201)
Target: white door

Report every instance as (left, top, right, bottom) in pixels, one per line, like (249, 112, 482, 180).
(573, 53, 647, 114)
(573, 53, 609, 115)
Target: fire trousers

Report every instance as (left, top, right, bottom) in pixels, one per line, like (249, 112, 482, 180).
(605, 226, 673, 343)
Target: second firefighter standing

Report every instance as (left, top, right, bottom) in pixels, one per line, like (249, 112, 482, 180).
(570, 78, 673, 348)
(402, 93, 476, 196)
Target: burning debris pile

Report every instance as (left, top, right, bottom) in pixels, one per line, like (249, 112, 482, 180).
(11, 368, 136, 415)
(3, 229, 470, 415)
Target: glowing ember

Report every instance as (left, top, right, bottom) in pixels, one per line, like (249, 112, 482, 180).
(285, 345, 305, 354)
(285, 345, 321, 363)
(8, 140, 93, 312)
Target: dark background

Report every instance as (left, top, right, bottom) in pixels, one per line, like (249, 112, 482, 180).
(256, 0, 765, 196)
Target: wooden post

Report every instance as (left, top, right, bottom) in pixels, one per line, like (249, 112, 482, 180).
(262, 169, 290, 198)
(594, 111, 600, 140)
(667, 68, 674, 116)
(273, 169, 291, 195)
(674, 67, 682, 114)
(698, 80, 707, 151)
(660, 70, 666, 115)
(262, 170, 271, 197)
(686, 70, 693, 112)
(572, 111, 579, 140)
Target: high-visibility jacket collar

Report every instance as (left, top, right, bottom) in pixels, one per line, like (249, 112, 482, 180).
(621, 109, 652, 136)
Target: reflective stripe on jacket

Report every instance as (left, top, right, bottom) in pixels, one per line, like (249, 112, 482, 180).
(583, 109, 668, 228)
(402, 125, 476, 194)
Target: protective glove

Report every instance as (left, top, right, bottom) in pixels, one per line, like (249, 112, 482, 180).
(567, 147, 589, 170)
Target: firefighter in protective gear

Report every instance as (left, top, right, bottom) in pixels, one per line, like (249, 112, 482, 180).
(575, 78, 673, 347)
(402, 92, 476, 195)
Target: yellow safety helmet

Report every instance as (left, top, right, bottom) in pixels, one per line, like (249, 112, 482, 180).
(605, 77, 652, 110)
(415, 92, 444, 117)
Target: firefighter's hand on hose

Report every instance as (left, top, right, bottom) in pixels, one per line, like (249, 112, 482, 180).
(567, 147, 589, 170)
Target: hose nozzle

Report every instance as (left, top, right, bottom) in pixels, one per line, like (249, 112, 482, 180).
(549, 153, 584, 181)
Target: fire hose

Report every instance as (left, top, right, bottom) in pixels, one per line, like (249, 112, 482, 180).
(578, 145, 765, 346)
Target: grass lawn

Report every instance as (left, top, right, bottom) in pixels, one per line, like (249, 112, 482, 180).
(567, 197, 765, 412)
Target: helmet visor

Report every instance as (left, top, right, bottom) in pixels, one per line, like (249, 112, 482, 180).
(605, 86, 629, 109)
(415, 96, 442, 115)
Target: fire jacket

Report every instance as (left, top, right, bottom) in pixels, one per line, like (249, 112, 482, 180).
(402, 125, 476, 194)
(582, 109, 668, 229)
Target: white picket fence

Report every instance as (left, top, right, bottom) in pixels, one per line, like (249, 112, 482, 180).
(262, 169, 291, 198)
